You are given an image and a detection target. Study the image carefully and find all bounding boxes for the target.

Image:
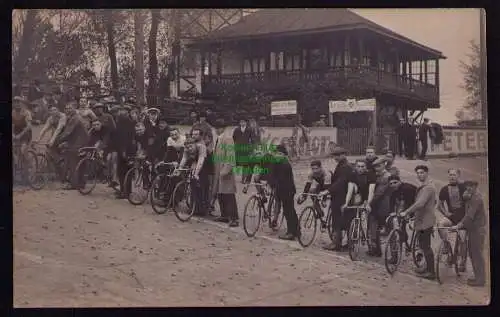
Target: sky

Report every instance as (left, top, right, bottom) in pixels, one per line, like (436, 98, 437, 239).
(352, 8, 481, 124)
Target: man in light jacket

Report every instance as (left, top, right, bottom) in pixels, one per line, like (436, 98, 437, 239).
(401, 165, 437, 280)
(211, 118, 239, 227)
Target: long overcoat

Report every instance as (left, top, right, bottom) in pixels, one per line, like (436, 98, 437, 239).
(211, 129, 237, 195)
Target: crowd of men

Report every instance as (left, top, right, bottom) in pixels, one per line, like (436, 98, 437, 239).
(12, 90, 486, 287)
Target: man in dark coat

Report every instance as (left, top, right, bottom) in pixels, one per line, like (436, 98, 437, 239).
(404, 120, 417, 160)
(232, 118, 253, 183)
(323, 146, 354, 251)
(113, 105, 136, 198)
(54, 102, 89, 190)
(396, 118, 406, 157)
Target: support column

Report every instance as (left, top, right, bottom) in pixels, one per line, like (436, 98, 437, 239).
(424, 60, 428, 83)
(436, 59, 440, 94)
(419, 59, 423, 82)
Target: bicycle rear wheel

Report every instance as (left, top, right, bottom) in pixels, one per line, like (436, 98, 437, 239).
(298, 206, 318, 248)
(243, 195, 262, 237)
(125, 167, 149, 205)
(150, 173, 172, 214)
(326, 211, 335, 244)
(384, 229, 403, 275)
(435, 241, 454, 284)
(173, 181, 195, 222)
(75, 158, 98, 195)
(348, 218, 361, 261)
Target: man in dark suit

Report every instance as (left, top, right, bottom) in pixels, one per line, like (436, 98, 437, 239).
(54, 102, 89, 190)
(113, 105, 136, 199)
(323, 146, 354, 251)
(396, 118, 406, 158)
(418, 118, 431, 160)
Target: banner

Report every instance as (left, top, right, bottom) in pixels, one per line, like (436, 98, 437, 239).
(271, 100, 297, 116)
(329, 98, 376, 113)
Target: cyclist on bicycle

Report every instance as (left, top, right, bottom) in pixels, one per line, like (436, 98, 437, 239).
(388, 174, 417, 247)
(297, 160, 333, 216)
(36, 106, 67, 147)
(87, 119, 111, 153)
(342, 159, 376, 232)
(436, 168, 466, 260)
(12, 96, 33, 154)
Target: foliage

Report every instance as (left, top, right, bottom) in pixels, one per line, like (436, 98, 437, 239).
(457, 40, 482, 121)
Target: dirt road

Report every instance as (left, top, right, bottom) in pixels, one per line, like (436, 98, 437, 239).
(13, 156, 490, 307)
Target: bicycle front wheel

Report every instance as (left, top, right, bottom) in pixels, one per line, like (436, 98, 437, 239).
(454, 234, 468, 276)
(411, 231, 426, 270)
(384, 229, 403, 275)
(243, 195, 262, 237)
(298, 206, 318, 248)
(125, 167, 149, 206)
(348, 218, 361, 261)
(150, 174, 171, 214)
(173, 181, 195, 222)
(435, 241, 454, 285)
(25, 150, 42, 190)
(75, 158, 98, 195)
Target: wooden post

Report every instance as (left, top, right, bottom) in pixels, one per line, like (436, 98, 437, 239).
(436, 59, 440, 93)
(424, 60, 428, 83)
(372, 99, 377, 147)
(134, 10, 145, 106)
(419, 59, 423, 82)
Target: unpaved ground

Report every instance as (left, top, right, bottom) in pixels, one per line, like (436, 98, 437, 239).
(13, 156, 490, 307)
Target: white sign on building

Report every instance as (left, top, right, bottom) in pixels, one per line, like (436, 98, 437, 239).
(329, 98, 376, 113)
(271, 100, 297, 116)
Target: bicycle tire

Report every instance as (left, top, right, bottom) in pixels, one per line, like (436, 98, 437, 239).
(348, 218, 361, 261)
(326, 210, 335, 244)
(411, 230, 426, 270)
(243, 195, 262, 238)
(150, 173, 172, 214)
(384, 229, 403, 275)
(298, 206, 318, 248)
(173, 180, 195, 222)
(25, 150, 42, 190)
(435, 241, 452, 285)
(34, 153, 50, 189)
(75, 158, 98, 195)
(125, 167, 149, 206)
(454, 234, 468, 276)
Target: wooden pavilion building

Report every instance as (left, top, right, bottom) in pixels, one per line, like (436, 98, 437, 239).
(187, 8, 446, 152)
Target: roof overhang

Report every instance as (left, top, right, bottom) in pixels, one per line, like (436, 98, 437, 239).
(188, 23, 446, 60)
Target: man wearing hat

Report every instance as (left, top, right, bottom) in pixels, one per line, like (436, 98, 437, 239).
(322, 146, 354, 251)
(232, 117, 252, 183)
(151, 116, 171, 164)
(400, 165, 437, 280)
(366, 156, 392, 256)
(450, 180, 487, 287)
(12, 96, 34, 155)
(211, 118, 239, 226)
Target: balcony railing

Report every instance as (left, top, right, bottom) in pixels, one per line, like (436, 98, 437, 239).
(202, 65, 439, 103)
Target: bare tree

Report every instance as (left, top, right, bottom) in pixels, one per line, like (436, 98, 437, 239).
(134, 10, 146, 106)
(147, 9, 161, 100)
(13, 10, 38, 81)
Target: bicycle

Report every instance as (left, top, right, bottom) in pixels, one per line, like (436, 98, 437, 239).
(13, 141, 39, 189)
(124, 155, 154, 206)
(242, 182, 284, 238)
(74, 146, 114, 195)
(30, 141, 69, 189)
(149, 161, 179, 214)
(435, 227, 468, 284)
(383, 212, 425, 275)
(171, 168, 197, 222)
(345, 205, 369, 261)
(297, 192, 333, 248)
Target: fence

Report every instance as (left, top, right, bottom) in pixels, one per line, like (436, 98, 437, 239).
(337, 127, 398, 155)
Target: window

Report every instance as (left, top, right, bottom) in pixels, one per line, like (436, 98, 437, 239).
(344, 49, 350, 66)
(277, 52, 284, 70)
(243, 59, 251, 73)
(362, 49, 371, 66)
(293, 55, 300, 70)
(426, 73, 436, 85)
(378, 61, 385, 71)
(386, 62, 394, 73)
(270, 52, 276, 70)
(259, 58, 266, 72)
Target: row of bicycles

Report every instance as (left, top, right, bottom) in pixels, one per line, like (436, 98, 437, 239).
(16, 144, 469, 284)
(240, 187, 469, 284)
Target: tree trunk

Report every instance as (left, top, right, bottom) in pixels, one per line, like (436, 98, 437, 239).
(134, 10, 145, 107)
(14, 10, 38, 83)
(104, 10, 119, 100)
(147, 9, 161, 104)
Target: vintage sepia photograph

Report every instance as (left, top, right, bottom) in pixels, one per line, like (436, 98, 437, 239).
(12, 8, 489, 307)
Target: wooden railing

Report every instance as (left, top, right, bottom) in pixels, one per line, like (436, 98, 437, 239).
(202, 65, 439, 102)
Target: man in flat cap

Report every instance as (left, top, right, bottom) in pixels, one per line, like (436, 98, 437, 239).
(366, 156, 393, 257)
(211, 118, 239, 226)
(400, 165, 437, 280)
(323, 146, 355, 251)
(113, 105, 136, 198)
(450, 180, 487, 287)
